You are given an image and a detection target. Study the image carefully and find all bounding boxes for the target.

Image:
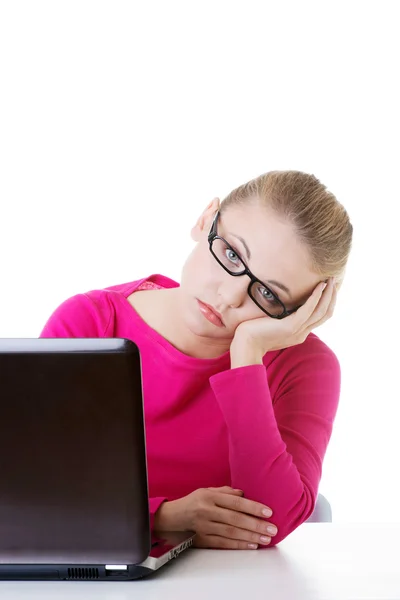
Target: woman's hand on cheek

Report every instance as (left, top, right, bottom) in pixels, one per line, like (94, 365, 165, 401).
(230, 277, 337, 367)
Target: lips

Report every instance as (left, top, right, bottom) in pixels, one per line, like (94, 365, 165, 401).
(196, 299, 225, 327)
(201, 301, 223, 323)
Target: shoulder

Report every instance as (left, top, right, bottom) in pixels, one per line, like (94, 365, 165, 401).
(40, 291, 111, 338)
(39, 280, 140, 338)
(39, 274, 175, 339)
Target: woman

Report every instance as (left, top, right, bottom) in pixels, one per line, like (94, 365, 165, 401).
(40, 170, 353, 550)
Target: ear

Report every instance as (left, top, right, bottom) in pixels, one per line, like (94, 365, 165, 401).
(191, 197, 220, 242)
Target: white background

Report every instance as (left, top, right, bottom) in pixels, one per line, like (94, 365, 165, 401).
(1, 1, 399, 523)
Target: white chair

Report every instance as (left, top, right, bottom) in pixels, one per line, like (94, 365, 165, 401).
(306, 493, 332, 523)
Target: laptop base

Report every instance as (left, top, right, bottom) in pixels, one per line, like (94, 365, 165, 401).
(0, 532, 195, 581)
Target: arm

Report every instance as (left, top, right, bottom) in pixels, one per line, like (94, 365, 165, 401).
(40, 292, 168, 529)
(209, 337, 341, 546)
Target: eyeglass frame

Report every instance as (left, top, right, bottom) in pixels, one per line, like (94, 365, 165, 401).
(207, 210, 304, 320)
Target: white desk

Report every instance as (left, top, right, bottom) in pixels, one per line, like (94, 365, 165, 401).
(1, 523, 399, 600)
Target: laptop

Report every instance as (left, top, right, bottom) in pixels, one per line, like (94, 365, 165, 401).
(0, 337, 194, 580)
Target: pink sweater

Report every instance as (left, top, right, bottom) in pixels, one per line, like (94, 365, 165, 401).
(40, 274, 341, 546)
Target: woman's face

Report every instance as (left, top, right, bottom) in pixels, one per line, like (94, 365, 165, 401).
(178, 198, 323, 347)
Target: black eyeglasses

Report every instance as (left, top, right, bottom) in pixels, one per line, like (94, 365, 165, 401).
(208, 211, 303, 319)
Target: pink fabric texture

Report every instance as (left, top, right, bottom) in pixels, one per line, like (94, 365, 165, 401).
(40, 274, 341, 545)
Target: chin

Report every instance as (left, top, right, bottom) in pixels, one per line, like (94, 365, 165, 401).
(185, 310, 213, 337)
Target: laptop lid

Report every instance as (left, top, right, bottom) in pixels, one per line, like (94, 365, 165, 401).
(0, 338, 151, 567)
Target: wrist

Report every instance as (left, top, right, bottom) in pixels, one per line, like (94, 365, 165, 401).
(153, 499, 185, 532)
(230, 355, 264, 369)
(230, 337, 264, 369)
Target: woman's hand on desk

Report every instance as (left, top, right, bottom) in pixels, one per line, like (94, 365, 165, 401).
(153, 486, 278, 550)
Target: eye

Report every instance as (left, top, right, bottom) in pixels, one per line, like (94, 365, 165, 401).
(260, 286, 273, 299)
(258, 286, 280, 305)
(225, 248, 240, 264)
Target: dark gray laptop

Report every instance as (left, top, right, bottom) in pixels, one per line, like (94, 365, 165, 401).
(0, 338, 194, 580)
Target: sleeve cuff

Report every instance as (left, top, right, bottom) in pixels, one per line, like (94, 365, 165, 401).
(148, 497, 168, 531)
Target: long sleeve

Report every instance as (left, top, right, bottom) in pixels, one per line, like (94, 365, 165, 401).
(149, 498, 168, 530)
(39, 292, 168, 530)
(209, 338, 341, 546)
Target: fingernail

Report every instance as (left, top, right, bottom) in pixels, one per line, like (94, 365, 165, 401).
(260, 536, 271, 544)
(262, 508, 272, 517)
(267, 525, 277, 535)
(248, 543, 258, 550)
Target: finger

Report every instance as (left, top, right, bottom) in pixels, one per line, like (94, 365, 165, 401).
(215, 493, 273, 519)
(295, 278, 334, 333)
(291, 280, 329, 329)
(194, 535, 259, 550)
(208, 486, 244, 495)
(311, 277, 336, 319)
(206, 520, 272, 546)
(306, 278, 337, 330)
(213, 506, 277, 538)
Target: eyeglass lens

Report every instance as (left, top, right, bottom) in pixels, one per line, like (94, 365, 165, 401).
(210, 237, 284, 316)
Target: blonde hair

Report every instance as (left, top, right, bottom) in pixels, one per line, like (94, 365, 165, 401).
(220, 170, 353, 290)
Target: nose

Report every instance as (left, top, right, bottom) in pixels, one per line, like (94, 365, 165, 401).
(218, 274, 250, 309)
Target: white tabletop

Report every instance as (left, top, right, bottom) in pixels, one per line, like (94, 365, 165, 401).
(1, 523, 399, 600)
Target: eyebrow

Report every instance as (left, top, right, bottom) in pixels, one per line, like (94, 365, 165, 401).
(229, 232, 293, 299)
